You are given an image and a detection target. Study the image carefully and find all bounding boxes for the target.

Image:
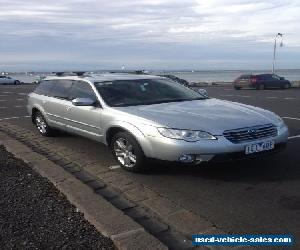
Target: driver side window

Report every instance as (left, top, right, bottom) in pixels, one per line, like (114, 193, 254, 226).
(68, 81, 97, 101)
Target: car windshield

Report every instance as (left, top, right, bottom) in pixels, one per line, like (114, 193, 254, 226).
(94, 78, 206, 107)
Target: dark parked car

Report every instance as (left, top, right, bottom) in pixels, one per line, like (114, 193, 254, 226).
(233, 74, 291, 90)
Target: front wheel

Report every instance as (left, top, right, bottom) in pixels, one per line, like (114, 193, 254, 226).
(282, 83, 291, 89)
(111, 132, 147, 172)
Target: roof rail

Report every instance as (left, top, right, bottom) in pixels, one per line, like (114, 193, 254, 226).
(53, 71, 87, 77)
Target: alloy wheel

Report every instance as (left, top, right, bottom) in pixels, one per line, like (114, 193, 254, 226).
(35, 115, 47, 134)
(113, 138, 137, 168)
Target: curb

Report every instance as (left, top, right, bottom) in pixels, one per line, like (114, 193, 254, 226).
(0, 122, 234, 250)
(0, 135, 167, 250)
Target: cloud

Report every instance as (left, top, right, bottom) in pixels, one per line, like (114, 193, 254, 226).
(0, 0, 299, 70)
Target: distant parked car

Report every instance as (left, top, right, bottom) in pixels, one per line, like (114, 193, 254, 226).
(233, 74, 291, 90)
(158, 74, 190, 86)
(0, 76, 21, 85)
(32, 76, 46, 84)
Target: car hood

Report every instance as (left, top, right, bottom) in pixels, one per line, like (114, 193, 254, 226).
(115, 98, 279, 135)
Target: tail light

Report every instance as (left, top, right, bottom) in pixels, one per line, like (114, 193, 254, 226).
(250, 76, 257, 84)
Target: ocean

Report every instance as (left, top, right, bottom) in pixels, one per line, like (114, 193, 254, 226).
(7, 69, 300, 84)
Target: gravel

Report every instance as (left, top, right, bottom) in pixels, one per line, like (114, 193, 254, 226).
(0, 146, 115, 250)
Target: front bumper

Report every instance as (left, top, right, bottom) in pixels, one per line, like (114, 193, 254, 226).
(142, 126, 289, 163)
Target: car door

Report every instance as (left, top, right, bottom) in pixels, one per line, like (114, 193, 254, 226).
(65, 80, 103, 140)
(271, 75, 281, 88)
(0, 76, 9, 84)
(6, 77, 14, 84)
(43, 79, 73, 128)
(261, 74, 274, 88)
(0, 76, 5, 84)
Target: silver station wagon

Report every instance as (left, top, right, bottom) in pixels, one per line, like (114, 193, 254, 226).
(27, 72, 289, 172)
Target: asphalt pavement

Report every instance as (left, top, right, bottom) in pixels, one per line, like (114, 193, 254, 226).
(1, 84, 300, 247)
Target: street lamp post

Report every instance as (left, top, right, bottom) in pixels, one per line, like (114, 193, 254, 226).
(272, 33, 283, 74)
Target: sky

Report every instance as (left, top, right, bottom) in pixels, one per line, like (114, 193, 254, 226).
(0, 0, 300, 71)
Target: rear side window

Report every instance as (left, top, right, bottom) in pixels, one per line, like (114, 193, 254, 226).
(239, 75, 250, 80)
(51, 80, 73, 99)
(68, 81, 97, 100)
(34, 80, 53, 96)
(260, 74, 272, 80)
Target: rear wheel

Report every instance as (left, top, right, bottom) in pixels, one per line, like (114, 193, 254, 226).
(257, 84, 265, 90)
(14, 80, 20, 85)
(111, 132, 147, 172)
(34, 111, 54, 136)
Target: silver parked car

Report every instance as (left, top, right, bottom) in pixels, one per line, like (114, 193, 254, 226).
(27, 72, 289, 172)
(0, 75, 21, 85)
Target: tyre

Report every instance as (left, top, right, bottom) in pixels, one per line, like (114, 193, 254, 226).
(257, 84, 265, 90)
(33, 111, 54, 136)
(234, 86, 241, 90)
(111, 131, 147, 172)
(14, 80, 20, 85)
(282, 83, 291, 89)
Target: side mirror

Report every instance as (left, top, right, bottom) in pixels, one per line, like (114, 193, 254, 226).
(197, 88, 208, 98)
(72, 97, 95, 106)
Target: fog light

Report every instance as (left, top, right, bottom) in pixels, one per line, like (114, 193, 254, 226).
(179, 154, 194, 163)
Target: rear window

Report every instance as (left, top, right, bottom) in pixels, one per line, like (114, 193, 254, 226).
(34, 80, 53, 96)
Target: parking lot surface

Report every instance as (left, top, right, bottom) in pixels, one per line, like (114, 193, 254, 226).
(1, 84, 300, 246)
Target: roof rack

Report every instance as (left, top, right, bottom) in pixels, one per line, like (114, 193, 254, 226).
(53, 71, 88, 77)
(109, 70, 148, 75)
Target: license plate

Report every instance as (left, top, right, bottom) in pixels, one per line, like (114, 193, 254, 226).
(245, 140, 275, 155)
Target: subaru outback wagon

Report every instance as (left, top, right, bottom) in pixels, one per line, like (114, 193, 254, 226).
(27, 72, 289, 172)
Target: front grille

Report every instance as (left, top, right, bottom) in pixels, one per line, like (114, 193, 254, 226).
(223, 124, 278, 144)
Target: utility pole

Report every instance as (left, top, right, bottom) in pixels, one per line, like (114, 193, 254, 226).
(272, 33, 283, 74)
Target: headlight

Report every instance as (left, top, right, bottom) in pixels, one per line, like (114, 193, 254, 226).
(157, 128, 217, 141)
(275, 114, 284, 124)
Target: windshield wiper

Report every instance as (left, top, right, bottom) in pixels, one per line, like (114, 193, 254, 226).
(111, 97, 207, 107)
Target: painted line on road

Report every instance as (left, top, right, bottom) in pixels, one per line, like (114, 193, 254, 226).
(0, 100, 5, 102)
(288, 135, 300, 140)
(18, 93, 28, 95)
(266, 96, 278, 99)
(282, 117, 300, 121)
(14, 105, 24, 108)
(0, 115, 30, 121)
(0, 107, 7, 109)
(284, 97, 298, 100)
(3, 92, 12, 94)
(0, 95, 8, 97)
(16, 98, 25, 101)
